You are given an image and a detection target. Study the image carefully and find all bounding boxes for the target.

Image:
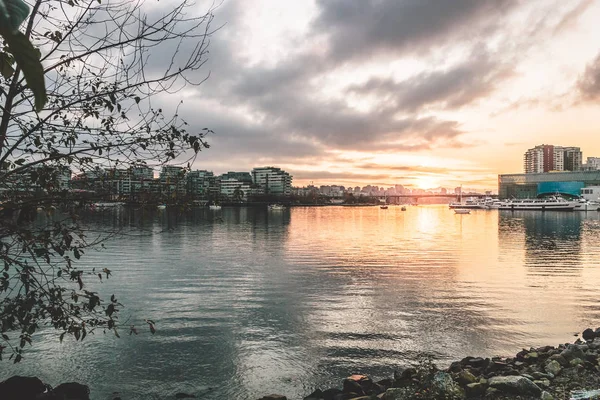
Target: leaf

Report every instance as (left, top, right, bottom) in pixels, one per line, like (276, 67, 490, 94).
(134, 96, 140, 104)
(0, 52, 14, 78)
(113, 328, 120, 338)
(2, 31, 47, 111)
(0, 0, 30, 33)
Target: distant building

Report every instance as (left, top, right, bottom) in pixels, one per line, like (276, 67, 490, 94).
(524, 144, 582, 173)
(251, 167, 292, 195)
(187, 170, 219, 199)
(583, 157, 600, 171)
(159, 166, 186, 197)
(220, 171, 252, 183)
(220, 178, 250, 201)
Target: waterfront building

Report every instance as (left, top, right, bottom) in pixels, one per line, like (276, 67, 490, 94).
(187, 170, 219, 200)
(523, 144, 582, 173)
(159, 166, 186, 198)
(498, 170, 600, 198)
(251, 166, 292, 195)
(220, 178, 251, 201)
(220, 171, 252, 183)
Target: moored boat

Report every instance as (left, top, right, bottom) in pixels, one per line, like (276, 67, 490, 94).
(268, 204, 285, 210)
(454, 209, 470, 214)
(498, 196, 576, 211)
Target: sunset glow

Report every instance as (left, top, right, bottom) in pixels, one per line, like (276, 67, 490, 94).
(178, 0, 600, 191)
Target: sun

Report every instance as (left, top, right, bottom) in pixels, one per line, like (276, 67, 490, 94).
(415, 176, 439, 190)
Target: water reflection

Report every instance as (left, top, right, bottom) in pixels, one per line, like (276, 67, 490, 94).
(3, 206, 600, 400)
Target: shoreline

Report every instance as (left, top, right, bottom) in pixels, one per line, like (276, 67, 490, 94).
(3, 328, 600, 400)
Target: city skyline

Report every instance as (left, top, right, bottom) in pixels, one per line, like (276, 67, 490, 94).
(148, 0, 600, 192)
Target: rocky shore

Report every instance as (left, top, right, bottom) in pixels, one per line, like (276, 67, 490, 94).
(3, 328, 600, 400)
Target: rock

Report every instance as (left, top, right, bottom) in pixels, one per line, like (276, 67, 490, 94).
(322, 388, 342, 400)
(258, 395, 287, 400)
(561, 345, 587, 362)
(457, 370, 477, 386)
(342, 379, 365, 396)
(548, 354, 569, 367)
(52, 382, 90, 400)
(0, 376, 48, 400)
(431, 371, 463, 399)
(583, 328, 596, 341)
(381, 387, 418, 400)
(524, 352, 539, 362)
(464, 357, 487, 368)
(465, 382, 486, 398)
(545, 360, 562, 376)
(488, 375, 542, 396)
(532, 371, 553, 380)
(570, 357, 585, 367)
(541, 391, 554, 400)
(304, 389, 324, 400)
(533, 378, 550, 388)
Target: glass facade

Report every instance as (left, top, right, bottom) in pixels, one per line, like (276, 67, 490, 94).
(499, 171, 600, 199)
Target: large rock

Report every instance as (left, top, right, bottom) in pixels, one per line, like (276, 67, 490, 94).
(465, 382, 486, 398)
(545, 360, 562, 376)
(53, 382, 90, 400)
(561, 344, 587, 361)
(431, 372, 463, 399)
(583, 328, 596, 341)
(457, 370, 477, 386)
(488, 375, 542, 396)
(0, 376, 47, 400)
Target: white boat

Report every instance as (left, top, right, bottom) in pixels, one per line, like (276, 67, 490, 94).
(92, 202, 124, 209)
(573, 198, 600, 211)
(498, 196, 576, 211)
(449, 197, 495, 209)
(454, 209, 470, 214)
(268, 204, 285, 210)
(157, 204, 167, 210)
(208, 204, 222, 210)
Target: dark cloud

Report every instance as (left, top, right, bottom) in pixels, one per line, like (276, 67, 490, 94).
(578, 52, 600, 101)
(314, 0, 519, 61)
(347, 51, 513, 112)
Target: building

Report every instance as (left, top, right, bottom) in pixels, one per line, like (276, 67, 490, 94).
(523, 145, 582, 173)
(583, 157, 600, 171)
(159, 166, 186, 197)
(498, 170, 600, 199)
(251, 167, 292, 196)
(220, 178, 251, 201)
(220, 171, 252, 183)
(187, 170, 219, 199)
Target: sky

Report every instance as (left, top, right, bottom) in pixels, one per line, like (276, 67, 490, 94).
(159, 0, 600, 191)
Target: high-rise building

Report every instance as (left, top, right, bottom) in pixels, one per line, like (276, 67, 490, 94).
(523, 145, 582, 173)
(584, 157, 600, 170)
(251, 166, 292, 195)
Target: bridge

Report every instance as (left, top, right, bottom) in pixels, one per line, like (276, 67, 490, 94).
(370, 193, 496, 204)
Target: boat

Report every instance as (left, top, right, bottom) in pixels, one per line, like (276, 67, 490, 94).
(497, 196, 576, 211)
(454, 209, 470, 214)
(157, 204, 167, 210)
(573, 198, 600, 211)
(449, 197, 495, 209)
(208, 204, 222, 210)
(268, 204, 285, 210)
(400, 206, 406, 211)
(380, 205, 388, 209)
(91, 202, 124, 209)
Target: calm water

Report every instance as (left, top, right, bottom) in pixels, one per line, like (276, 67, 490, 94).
(3, 205, 600, 399)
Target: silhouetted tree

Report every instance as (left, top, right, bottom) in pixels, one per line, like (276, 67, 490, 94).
(0, 0, 216, 362)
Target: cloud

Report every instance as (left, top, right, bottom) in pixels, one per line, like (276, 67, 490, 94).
(347, 50, 513, 112)
(314, 0, 519, 61)
(578, 52, 600, 101)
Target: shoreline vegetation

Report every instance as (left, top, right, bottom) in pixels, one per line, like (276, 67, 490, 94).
(3, 328, 600, 400)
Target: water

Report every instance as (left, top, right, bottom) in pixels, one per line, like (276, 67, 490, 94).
(3, 205, 600, 399)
